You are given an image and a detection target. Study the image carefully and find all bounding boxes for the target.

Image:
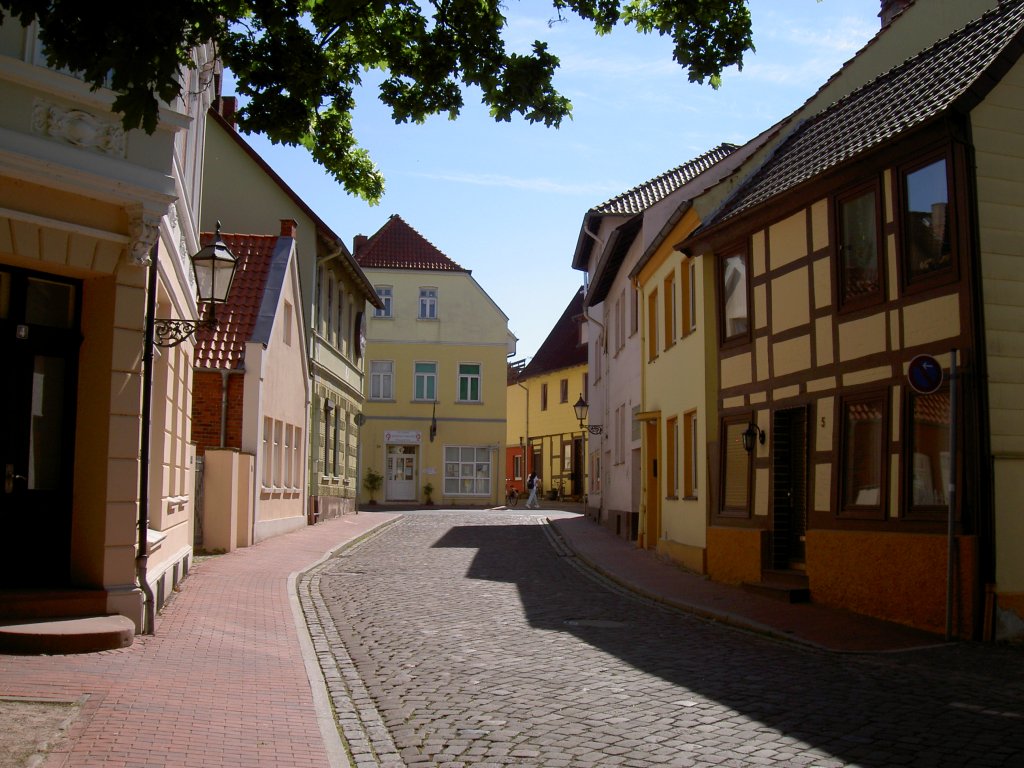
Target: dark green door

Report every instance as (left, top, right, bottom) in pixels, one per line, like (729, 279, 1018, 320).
(0, 268, 80, 587)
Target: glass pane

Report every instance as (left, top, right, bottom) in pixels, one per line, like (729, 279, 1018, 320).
(722, 255, 748, 338)
(28, 355, 65, 490)
(843, 399, 883, 506)
(841, 190, 879, 300)
(905, 159, 951, 279)
(722, 421, 749, 510)
(26, 278, 74, 328)
(911, 392, 950, 507)
(0, 272, 9, 319)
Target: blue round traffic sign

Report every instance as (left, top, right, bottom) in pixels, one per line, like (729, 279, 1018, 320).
(908, 354, 943, 394)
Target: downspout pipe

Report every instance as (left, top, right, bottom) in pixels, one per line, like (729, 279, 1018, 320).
(516, 376, 530, 481)
(137, 244, 159, 634)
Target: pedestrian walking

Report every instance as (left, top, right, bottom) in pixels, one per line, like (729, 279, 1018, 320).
(525, 471, 541, 508)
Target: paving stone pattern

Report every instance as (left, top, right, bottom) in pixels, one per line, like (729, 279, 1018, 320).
(308, 510, 1024, 768)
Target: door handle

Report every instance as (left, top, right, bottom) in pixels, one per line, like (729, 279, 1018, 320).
(5, 464, 27, 494)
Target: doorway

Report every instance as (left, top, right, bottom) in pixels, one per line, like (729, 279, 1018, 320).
(771, 407, 808, 569)
(0, 268, 81, 587)
(386, 444, 418, 501)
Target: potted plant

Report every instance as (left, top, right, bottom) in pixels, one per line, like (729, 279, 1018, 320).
(423, 481, 434, 505)
(363, 467, 383, 505)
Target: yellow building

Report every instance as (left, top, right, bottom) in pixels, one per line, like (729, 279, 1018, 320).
(507, 289, 589, 504)
(355, 216, 512, 506)
(677, 0, 1024, 640)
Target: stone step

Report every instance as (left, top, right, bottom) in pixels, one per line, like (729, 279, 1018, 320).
(742, 570, 811, 603)
(0, 616, 135, 655)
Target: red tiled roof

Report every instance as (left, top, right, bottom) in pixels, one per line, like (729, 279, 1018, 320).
(354, 214, 469, 272)
(193, 232, 277, 370)
(521, 287, 587, 379)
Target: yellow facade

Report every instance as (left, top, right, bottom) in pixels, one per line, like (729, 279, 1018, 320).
(635, 207, 715, 572)
(507, 363, 588, 499)
(360, 267, 509, 507)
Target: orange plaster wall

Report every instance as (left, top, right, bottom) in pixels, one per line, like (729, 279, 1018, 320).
(707, 526, 764, 585)
(806, 530, 978, 637)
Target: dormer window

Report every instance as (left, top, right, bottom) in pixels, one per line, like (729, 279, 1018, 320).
(419, 287, 437, 319)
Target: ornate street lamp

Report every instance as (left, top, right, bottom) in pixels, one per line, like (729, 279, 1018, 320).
(154, 221, 238, 347)
(573, 394, 603, 436)
(742, 421, 766, 453)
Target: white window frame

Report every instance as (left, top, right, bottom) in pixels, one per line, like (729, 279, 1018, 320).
(443, 445, 492, 496)
(419, 287, 438, 320)
(457, 363, 481, 403)
(370, 360, 394, 400)
(414, 361, 437, 402)
(374, 286, 393, 318)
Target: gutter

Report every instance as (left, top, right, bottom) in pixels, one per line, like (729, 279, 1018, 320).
(137, 245, 159, 634)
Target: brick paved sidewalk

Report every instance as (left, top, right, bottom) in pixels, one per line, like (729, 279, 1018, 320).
(0, 512, 399, 768)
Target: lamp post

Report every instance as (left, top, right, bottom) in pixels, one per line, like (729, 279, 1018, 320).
(153, 221, 238, 347)
(572, 394, 602, 515)
(741, 421, 765, 453)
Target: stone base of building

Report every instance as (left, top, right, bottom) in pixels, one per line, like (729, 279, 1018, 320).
(309, 494, 357, 524)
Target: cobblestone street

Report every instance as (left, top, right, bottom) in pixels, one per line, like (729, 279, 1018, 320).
(304, 511, 1024, 768)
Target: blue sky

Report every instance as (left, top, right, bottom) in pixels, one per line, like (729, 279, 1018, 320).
(223, 0, 883, 360)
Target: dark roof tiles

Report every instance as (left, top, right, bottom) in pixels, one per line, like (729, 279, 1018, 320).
(521, 287, 588, 378)
(591, 143, 739, 216)
(713, 0, 1024, 224)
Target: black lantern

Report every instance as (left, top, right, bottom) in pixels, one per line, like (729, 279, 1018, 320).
(742, 421, 765, 453)
(154, 221, 238, 347)
(573, 394, 603, 435)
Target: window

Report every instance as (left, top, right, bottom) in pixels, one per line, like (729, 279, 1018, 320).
(615, 405, 626, 465)
(838, 184, 883, 307)
(342, 288, 350, 348)
(513, 453, 522, 481)
(326, 276, 334, 343)
(686, 259, 697, 334)
(906, 388, 950, 514)
(414, 362, 437, 402)
(322, 402, 332, 475)
(419, 287, 437, 319)
(647, 288, 658, 361)
(630, 285, 639, 336)
(370, 361, 393, 400)
(262, 416, 273, 486)
(541, 382, 548, 411)
(666, 416, 679, 498)
(292, 427, 302, 489)
(559, 378, 568, 404)
(664, 272, 677, 350)
(283, 301, 293, 346)
(458, 363, 481, 402)
(721, 251, 749, 342)
(444, 446, 492, 496)
(614, 291, 625, 352)
(684, 410, 698, 498)
(839, 390, 888, 518)
(582, 372, 589, 402)
(284, 425, 293, 487)
(315, 266, 323, 331)
(273, 420, 283, 487)
(720, 417, 751, 517)
(903, 156, 953, 284)
(332, 407, 340, 476)
(374, 286, 393, 317)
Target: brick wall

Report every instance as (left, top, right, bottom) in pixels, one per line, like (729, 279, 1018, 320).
(192, 370, 246, 454)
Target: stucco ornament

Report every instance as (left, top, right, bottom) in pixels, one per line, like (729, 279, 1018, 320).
(127, 205, 163, 266)
(31, 99, 125, 157)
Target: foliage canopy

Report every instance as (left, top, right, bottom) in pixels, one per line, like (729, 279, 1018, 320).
(0, 1, 753, 203)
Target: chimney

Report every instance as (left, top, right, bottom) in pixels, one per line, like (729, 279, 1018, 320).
(353, 234, 368, 255)
(879, 0, 913, 27)
(219, 95, 237, 129)
(280, 219, 298, 238)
